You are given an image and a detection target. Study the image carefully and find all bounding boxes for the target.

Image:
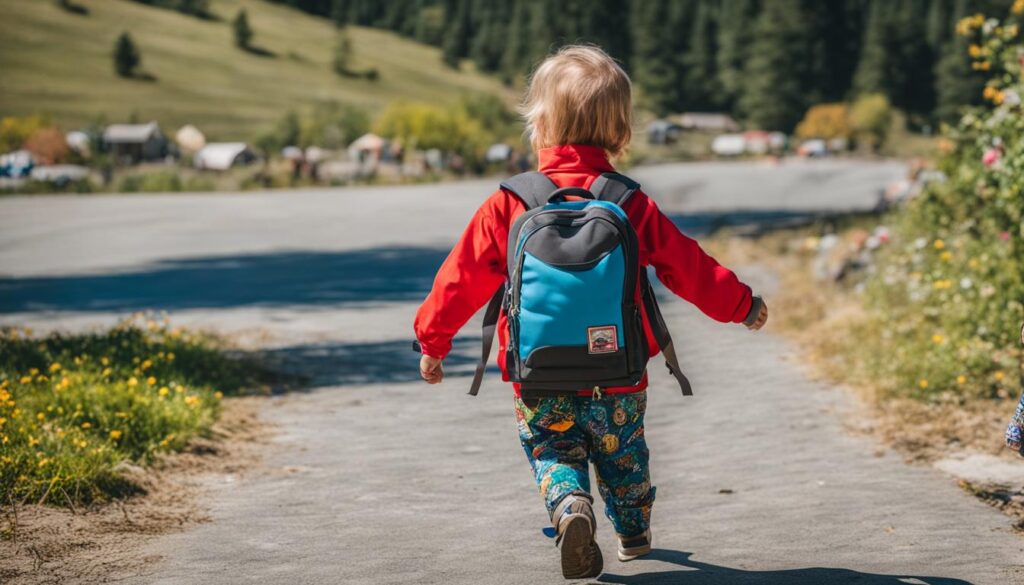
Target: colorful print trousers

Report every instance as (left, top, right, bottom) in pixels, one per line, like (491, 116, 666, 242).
(1006, 391, 1024, 455)
(514, 391, 654, 538)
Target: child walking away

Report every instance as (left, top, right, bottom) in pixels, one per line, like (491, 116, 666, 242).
(413, 45, 768, 580)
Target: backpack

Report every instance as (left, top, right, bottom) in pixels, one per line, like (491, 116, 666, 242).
(467, 171, 693, 399)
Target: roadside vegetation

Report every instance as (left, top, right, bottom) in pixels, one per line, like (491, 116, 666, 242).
(711, 5, 1023, 460)
(0, 316, 272, 507)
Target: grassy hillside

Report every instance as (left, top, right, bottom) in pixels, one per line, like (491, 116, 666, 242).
(0, 0, 515, 140)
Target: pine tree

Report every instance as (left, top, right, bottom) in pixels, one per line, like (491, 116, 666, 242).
(681, 0, 721, 111)
(631, 0, 686, 115)
(442, 0, 471, 68)
(113, 31, 140, 78)
(233, 9, 253, 50)
(739, 0, 813, 130)
(716, 0, 758, 111)
(333, 27, 353, 76)
(853, 0, 889, 96)
(330, 0, 350, 26)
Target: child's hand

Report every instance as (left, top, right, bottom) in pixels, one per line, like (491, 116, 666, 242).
(420, 355, 444, 384)
(746, 299, 768, 331)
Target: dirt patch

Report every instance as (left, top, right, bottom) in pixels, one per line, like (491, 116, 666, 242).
(0, 397, 272, 584)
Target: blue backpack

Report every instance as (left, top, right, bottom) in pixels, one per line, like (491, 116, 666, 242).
(467, 171, 692, 399)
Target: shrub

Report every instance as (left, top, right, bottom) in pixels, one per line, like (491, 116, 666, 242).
(0, 115, 51, 153)
(23, 127, 69, 165)
(795, 103, 851, 140)
(849, 93, 893, 152)
(857, 8, 1023, 402)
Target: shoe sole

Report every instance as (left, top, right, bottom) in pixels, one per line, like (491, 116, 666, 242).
(617, 545, 651, 562)
(560, 514, 603, 579)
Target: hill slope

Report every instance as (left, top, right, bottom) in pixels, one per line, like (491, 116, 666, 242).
(0, 0, 514, 140)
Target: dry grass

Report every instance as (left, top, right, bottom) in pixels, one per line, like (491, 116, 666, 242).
(707, 226, 1017, 463)
(0, 0, 514, 140)
(0, 396, 270, 585)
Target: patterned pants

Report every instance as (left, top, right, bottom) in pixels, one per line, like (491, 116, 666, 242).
(514, 391, 654, 538)
(1006, 391, 1024, 455)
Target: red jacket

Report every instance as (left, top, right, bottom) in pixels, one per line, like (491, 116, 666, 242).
(414, 144, 753, 396)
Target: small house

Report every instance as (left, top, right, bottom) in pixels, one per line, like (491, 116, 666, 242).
(193, 142, 257, 171)
(103, 122, 168, 163)
(646, 119, 683, 145)
(677, 113, 739, 133)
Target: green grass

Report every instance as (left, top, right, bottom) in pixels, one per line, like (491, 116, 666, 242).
(0, 0, 514, 140)
(0, 317, 270, 506)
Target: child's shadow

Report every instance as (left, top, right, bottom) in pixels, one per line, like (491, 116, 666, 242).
(597, 549, 975, 585)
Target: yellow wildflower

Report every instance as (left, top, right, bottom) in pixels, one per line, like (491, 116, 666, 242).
(48, 362, 61, 373)
(184, 395, 201, 407)
(147, 376, 157, 386)
(28, 436, 39, 446)
(214, 391, 223, 400)
(19, 375, 32, 384)
(109, 429, 122, 440)
(29, 368, 39, 376)
(159, 386, 170, 397)
(919, 379, 929, 389)
(1014, 0, 1024, 14)
(102, 367, 112, 376)
(933, 239, 945, 249)
(101, 356, 110, 366)
(995, 371, 1005, 381)
(36, 412, 45, 421)
(141, 359, 152, 370)
(940, 251, 952, 262)
(968, 44, 983, 58)
(81, 422, 91, 429)
(127, 377, 138, 387)
(166, 352, 175, 362)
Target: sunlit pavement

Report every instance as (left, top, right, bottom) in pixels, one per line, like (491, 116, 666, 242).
(3, 159, 1022, 584)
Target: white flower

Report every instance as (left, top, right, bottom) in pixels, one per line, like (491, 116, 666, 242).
(914, 237, 928, 249)
(960, 278, 973, 289)
(1004, 90, 1021, 107)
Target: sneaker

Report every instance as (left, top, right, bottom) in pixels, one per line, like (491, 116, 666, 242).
(554, 496, 603, 579)
(616, 529, 652, 562)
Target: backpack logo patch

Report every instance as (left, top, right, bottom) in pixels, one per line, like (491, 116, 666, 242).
(587, 325, 618, 354)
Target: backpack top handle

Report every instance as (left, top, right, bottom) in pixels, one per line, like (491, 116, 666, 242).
(547, 186, 594, 204)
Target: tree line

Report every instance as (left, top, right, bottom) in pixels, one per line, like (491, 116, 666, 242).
(269, 0, 1014, 131)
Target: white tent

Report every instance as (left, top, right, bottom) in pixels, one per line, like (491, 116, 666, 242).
(193, 142, 256, 170)
(175, 124, 206, 154)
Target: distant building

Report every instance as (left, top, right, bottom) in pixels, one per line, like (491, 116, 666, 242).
(193, 142, 257, 171)
(103, 122, 168, 163)
(646, 119, 683, 145)
(677, 113, 739, 133)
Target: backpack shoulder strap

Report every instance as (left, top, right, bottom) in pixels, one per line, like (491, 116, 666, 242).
(589, 172, 641, 207)
(641, 264, 693, 396)
(468, 284, 506, 396)
(500, 171, 559, 210)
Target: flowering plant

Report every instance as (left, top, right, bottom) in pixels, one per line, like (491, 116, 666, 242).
(858, 6, 1023, 450)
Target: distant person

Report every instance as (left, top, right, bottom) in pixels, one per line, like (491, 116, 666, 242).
(413, 45, 767, 579)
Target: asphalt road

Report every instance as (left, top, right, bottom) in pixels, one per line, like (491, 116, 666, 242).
(3, 159, 1023, 584)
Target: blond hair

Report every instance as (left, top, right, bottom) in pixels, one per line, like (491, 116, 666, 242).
(522, 45, 632, 157)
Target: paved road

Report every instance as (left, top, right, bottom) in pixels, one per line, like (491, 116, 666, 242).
(3, 159, 1023, 584)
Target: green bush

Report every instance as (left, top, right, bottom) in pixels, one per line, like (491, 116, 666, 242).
(858, 9, 1023, 401)
(849, 93, 892, 152)
(0, 317, 266, 504)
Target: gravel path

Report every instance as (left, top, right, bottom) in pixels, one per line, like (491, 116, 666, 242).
(2, 159, 1021, 584)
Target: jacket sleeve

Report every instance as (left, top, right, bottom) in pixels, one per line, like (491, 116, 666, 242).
(413, 192, 509, 359)
(632, 192, 753, 323)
